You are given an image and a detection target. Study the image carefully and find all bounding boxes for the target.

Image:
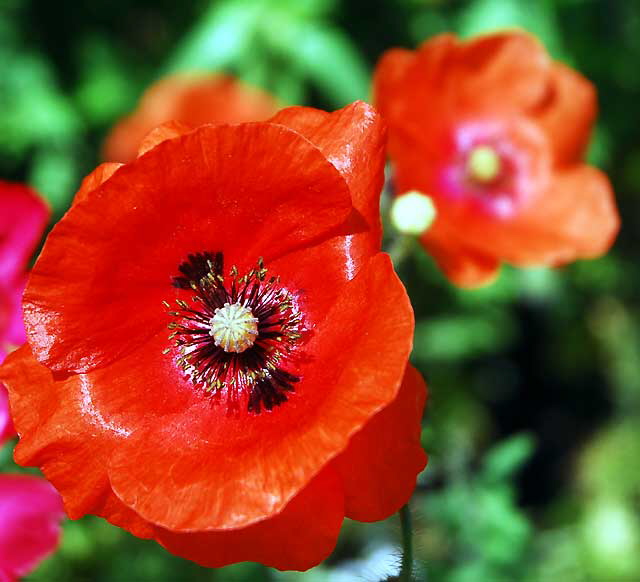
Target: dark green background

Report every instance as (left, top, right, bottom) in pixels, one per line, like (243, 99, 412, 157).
(1, 0, 639, 580)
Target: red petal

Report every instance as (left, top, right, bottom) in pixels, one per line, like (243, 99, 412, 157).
(422, 165, 618, 276)
(0, 475, 64, 579)
(533, 63, 596, 165)
(156, 465, 344, 571)
(448, 31, 550, 113)
(73, 163, 123, 205)
(24, 123, 353, 373)
(502, 164, 619, 265)
(270, 102, 386, 244)
(0, 181, 49, 282)
(1, 347, 344, 569)
(375, 32, 549, 132)
(103, 73, 279, 163)
(0, 345, 164, 539)
(419, 215, 501, 288)
(107, 253, 413, 531)
(331, 364, 427, 521)
(269, 103, 386, 282)
(136, 120, 194, 157)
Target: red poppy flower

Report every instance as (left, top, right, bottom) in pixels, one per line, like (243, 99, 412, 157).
(0, 181, 49, 444)
(0, 474, 64, 580)
(1, 102, 427, 570)
(103, 73, 279, 163)
(374, 31, 619, 287)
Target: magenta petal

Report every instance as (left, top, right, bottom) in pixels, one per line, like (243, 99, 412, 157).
(0, 276, 28, 350)
(0, 475, 64, 579)
(0, 182, 49, 282)
(0, 386, 14, 445)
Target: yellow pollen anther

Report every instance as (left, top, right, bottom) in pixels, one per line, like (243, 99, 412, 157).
(467, 145, 501, 183)
(209, 302, 259, 353)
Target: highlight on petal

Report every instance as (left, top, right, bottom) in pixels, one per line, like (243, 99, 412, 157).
(0, 474, 64, 580)
(269, 101, 387, 280)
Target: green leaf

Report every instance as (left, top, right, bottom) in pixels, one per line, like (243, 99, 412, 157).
(269, 20, 370, 105)
(482, 433, 536, 483)
(29, 147, 80, 217)
(457, 0, 564, 58)
(164, 0, 264, 73)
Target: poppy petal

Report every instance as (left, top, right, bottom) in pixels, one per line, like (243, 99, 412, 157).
(107, 253, 413, 531)
(331, 364, 427, 521)
(269, 102, 386, 277)
(156, 465, 344, 571)
(373, 47, 422, 126)
(24, 123, 353, 374)
(504, 164, 619, 265)
(103, 74, 278, 163)
(136, 120, 194, 157)
(448, 31, 550, 113)
(1, 345, 166, 539)
(0, 475, 64, 580)
(269, 101, 386, 240)
(73, 163, 123, 205)
(534, 63, 596, 165)
(422, 228, 501, 288)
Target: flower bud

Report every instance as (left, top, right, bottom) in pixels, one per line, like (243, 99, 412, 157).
(390, 191, 436, 236)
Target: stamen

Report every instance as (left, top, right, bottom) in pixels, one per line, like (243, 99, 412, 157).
(165, 253, 305, 413)
(467, 145, 501, 183)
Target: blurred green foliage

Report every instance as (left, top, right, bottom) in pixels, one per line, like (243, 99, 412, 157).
(1, 0, 639, 580)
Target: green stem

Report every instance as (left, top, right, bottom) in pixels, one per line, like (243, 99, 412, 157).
(388, 235, 415, 268)
(399, 504, 414, 581)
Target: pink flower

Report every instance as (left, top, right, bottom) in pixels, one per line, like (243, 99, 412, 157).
(0, 474, 64, 580)
(0, 181, 49, 444)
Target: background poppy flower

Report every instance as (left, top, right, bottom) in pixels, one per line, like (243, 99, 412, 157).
(0, 474, 65, 581)
(0, 181, 48, 444)
(374, 31, 620, 287)
(103, 73, 279, 163)
(1, 102, 427, 571)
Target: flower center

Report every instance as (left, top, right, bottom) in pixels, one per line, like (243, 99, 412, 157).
(164, 252, 305, 413)
(467, 145, 501, 183)
(209, 302, 258, 353)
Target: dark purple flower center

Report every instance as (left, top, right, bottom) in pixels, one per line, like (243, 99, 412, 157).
(165, 252, 305, 413)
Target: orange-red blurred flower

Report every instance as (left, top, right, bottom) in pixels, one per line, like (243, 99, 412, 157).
(103, 73, 279, 163)
(1, 102, 427, 571)
(375, 31, 619, 287)
(0, 181, 48, 444)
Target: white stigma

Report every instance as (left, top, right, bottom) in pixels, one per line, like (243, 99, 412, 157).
(209, 302, 259, 353)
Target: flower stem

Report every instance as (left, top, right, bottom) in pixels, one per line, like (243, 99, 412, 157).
(398, 503, 414, 581)
(388, 235, 415, 268)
